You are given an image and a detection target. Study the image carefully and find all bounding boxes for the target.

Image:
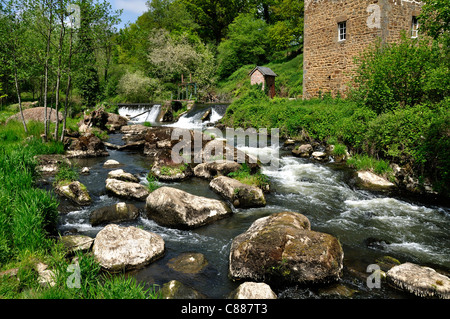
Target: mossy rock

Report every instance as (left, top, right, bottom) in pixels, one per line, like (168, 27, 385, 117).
(229, 212, 344, 286)
(54, 180, 91, 206)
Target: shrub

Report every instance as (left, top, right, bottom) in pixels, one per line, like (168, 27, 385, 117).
(118, 71, 159, 103)
(351, 35, 449, 114)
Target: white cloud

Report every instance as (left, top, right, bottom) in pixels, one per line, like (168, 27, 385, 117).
(114, 0, 148, 15)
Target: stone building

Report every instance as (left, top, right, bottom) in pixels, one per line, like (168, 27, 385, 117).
(249, 66, 278, 99)
(303, 0, 422, 99)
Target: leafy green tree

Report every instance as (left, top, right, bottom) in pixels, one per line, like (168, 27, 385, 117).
(217, 13, 270, 79)
(268, 0, 304, 54)
(180, 0, 252, 44)
(351, 35, 449, 114)
(419, 0, 450, 44)
(147, 29, 216, 89)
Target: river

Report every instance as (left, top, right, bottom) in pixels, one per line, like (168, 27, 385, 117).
(57, 104, 450, 299)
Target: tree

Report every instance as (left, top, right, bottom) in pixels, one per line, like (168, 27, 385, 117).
(147, 29, 216, 89)
(72, 0, 121, 108)
(352, 35, 449, 114)
(180, 0, 252, 44)
(419, 0, 450, 44)
(217, 13, 270, 79)
(0, 0, 32, 133)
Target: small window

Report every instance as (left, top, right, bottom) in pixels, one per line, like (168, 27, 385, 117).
(338, 21, 347, 41)
(411, 16, 419, 38)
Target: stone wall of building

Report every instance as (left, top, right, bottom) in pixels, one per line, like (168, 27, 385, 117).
(303, 0, 422, 99)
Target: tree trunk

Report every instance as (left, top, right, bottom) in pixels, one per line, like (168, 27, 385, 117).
(43, 3, 54, 142)
(13, 67, 28, 134)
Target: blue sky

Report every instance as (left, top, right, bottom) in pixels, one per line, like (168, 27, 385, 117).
(110, 0, 148, 29)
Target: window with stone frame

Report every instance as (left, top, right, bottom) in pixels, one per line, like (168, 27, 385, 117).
(338, 21, 347, 41)
(411, 16, 419, 38)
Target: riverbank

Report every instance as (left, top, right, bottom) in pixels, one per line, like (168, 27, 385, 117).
(220, 88, 450, 200)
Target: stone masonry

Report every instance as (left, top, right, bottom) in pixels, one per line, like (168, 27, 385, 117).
(303, 0, 422, 99)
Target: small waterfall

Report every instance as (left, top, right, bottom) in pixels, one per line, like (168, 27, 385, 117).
(167, 104, 228, 130)
(118, 104, 161, 124)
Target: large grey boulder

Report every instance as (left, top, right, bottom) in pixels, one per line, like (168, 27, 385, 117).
(92, 224, 165, 272)
(229, 212, 344, 285)
(105, 178, 149, 201)
(89, 202, 140, 226)
(387, 262, 450, 299)
(209, 176, 266, 208)
(145, 187, 232, 229)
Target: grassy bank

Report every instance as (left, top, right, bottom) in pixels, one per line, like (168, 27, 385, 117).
(0, 120, 159, 299)
(221, 87, 450, 196)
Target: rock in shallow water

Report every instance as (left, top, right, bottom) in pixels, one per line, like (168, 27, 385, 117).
(209, 176, 266, 208)
(54, 180, 91, 206)
(387, 262, 450, 299)
(105, 178, 149, 201)
(145, 186, 232, 229)
(228, 282, 277, 299)
(229, 211, 344, 286)
(89, 202, 140, 226)
(92, 224, 165, 272)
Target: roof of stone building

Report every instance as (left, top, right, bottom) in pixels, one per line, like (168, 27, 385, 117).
(249, 66, 278, 77)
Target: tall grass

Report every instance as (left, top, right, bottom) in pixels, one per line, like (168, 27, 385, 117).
(0, 119, 160, 299)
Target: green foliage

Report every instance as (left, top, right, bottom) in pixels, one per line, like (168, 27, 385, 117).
(0, 139, 60, 263)
(217, 13, 270, 79)
(222, 90, 449, 195)
(146, 173, 160, 192)
(54, 163, 78, 184)
(228, 163, 269, 190)
(351, 36, 449, 114)
(419, 0, 450, 45)
(346, 154, 392, 176)
(117, 71, 160, 103)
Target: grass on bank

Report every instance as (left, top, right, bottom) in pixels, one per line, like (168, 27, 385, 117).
(0, 119, 160, 299)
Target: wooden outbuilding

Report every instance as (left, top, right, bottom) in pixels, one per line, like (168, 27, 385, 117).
(249, 66, 277, 99)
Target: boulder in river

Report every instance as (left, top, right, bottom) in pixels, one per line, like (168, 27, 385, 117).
(54, 180, 91, 206)
(66, 133, 109, 158)
(386, 262, 450, 299)
(92, 224, 165, 272)
(167, 252, 208, 274)
(197, 139, 260, 172)
(151, 163, 192, 182)
(193, 160, 242, 180)
(292, 144, 313, 158)
(107, 169, 139, 183)
(160, 280, 205, 299)
(105, 178, 149, 201)
(209, 176, 266, 208)
(229, 211, 344, 286)
(145, 186, 232, 229)
(228, 282, 277, 299)
(89, 202, 140, 226)
(355, 170, 395, 191)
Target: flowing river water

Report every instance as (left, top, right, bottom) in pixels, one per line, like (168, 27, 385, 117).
(56, 104, 450, 299)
